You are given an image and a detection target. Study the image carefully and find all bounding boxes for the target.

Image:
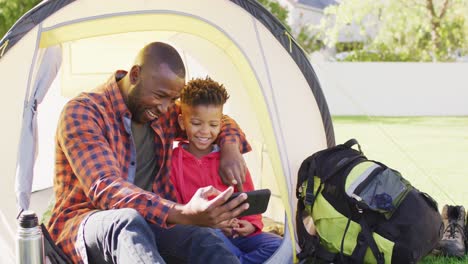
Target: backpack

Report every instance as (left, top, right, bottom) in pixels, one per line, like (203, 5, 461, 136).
(295, 139, 443, 264)
(41, 224, 73, 264)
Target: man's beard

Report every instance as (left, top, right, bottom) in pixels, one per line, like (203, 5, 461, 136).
(127, 85, 144, 123)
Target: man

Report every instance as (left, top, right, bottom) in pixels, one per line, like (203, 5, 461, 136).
(47, 42, 250, 263)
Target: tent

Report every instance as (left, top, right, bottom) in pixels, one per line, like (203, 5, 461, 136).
(0, 0, 334, 263)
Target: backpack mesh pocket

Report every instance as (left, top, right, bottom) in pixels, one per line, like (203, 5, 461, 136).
(349, 168, 412, 219)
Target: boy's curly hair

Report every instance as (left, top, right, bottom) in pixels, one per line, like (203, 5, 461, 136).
(180, 76, 229, 106)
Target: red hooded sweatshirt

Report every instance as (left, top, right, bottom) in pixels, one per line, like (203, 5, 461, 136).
(170, 142, 263, 235)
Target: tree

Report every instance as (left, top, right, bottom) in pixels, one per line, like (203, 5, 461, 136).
(0, 0, 42, 39)
(258, 0, 291, 31)
(258, 0, 323, 53)
(317, 0, 468, 61)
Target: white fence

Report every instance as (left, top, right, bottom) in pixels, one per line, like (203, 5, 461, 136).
(311, 62, 468, 116)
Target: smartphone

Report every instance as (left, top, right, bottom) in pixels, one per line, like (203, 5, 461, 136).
(225, 189, 271, 217)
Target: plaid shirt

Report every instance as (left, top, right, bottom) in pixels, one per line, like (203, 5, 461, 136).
(46, 71, 251, 263)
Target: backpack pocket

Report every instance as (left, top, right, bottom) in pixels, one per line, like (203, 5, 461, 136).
(346, 164, 412, 219)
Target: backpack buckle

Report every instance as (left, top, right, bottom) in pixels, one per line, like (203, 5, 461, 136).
(351, 194, 364, 213)
(305, 188, 315, 205)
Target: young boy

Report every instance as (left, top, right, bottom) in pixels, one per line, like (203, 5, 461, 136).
(171, 77, 282, 264)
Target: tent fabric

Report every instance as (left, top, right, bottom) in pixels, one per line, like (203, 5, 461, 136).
(0, 0, 74, 58)
(16, 46, 62, 211)
(0, 0, 334, 149)
(0, 1, 335, 263)
(232, 0, 335, 148)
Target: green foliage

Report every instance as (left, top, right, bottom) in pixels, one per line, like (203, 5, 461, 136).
(318, 0, 468, 61)
(335, 41, 364, 53)
(295, 25, 325, 53)
(258, 0, 323, 53)
(257, 0, 291, 31)
(0, 0, 42, 39)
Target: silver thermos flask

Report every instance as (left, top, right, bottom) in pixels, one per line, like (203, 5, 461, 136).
(16, 210, 45, 264)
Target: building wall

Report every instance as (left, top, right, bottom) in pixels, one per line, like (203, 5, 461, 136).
(275, 0, 324, 34)
(289, 4, 323, 34)
(275, 0, 296, 26)
(311, 62, 468, 116)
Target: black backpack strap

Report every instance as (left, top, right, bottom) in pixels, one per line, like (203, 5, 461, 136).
(40, 224, 73, 264)
(296, 183, 337, 263)
(349, 217, 385, 264)
(304, 159, 316, 205)
(350, 231, 367, 262)
(296, 198, 317, 260)
(296, 234, 318, 260)
(323, 154, 363, 182)
(296, 232, 340, 263)
(312, 239, 341, 263)
(343, 138, 362, 153)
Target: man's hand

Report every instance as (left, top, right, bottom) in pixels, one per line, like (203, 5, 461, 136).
(219, 143, 247, 191)
(167, 186, 248, 227)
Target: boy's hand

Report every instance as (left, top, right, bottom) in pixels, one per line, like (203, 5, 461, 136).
(233, 219, 255, 237)
(220, 218, 240, 237)
(219, 143, 246, 191)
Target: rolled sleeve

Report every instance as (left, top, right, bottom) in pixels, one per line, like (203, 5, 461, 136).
(218, 115, 252, 153)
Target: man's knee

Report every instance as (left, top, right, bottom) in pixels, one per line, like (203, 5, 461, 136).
(192, 227, 220, 241)
(116, 208, 144, 222)
(85, 209, 162, 263)
(86, 208, 152, 242)
(179, 226, 229, 248)
(112, 208, 149, 233)
(106, 209, 156, 254)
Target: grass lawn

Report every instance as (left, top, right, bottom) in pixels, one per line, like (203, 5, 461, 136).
(332, 116, 468, 264)
(420, 255, 468, 264)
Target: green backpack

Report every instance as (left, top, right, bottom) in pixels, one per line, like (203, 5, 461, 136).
(296, 139, 443, 264)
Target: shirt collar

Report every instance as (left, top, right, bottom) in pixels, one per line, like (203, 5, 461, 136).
(105, 70, 131, 119)
(178, 141, 220, 154)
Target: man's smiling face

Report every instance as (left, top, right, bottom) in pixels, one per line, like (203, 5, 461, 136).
(128, 63, 185, 124)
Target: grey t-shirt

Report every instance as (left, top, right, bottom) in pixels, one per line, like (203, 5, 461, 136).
(131, 121, 159, 192)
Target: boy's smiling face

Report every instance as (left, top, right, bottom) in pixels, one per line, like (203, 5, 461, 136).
(179, 104, 223, 158)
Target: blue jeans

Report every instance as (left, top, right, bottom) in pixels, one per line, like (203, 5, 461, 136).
(215, 229, 282, 264)
(83, 208, 240, 264)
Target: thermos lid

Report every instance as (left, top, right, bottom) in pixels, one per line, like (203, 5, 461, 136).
(19, 210, 38, 228)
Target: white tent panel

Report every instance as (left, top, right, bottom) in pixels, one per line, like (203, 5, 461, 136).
(40, 0, 253, 29)
(33, 77, 67, 191)
(0, 26, 43, 264)
(254, 21, 329, 195)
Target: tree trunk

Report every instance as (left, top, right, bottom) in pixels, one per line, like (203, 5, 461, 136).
(425, 0, 450, 61)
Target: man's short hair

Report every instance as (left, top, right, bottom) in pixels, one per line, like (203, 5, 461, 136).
(140, 42, 186, 78)
(180, 77, 229, 107)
